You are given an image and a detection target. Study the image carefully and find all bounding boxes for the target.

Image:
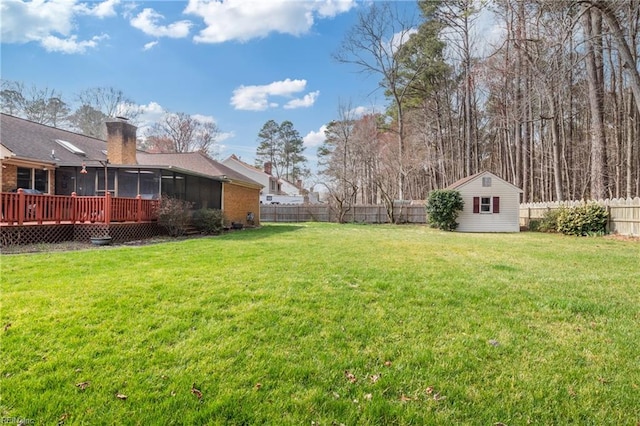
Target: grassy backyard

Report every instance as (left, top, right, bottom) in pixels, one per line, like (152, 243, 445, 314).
(1, 223, 639, 425)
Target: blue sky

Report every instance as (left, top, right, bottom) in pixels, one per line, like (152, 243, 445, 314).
(1, 0, 422, 170)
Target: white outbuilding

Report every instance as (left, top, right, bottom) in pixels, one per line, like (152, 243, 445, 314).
(447, 171, 523, 232)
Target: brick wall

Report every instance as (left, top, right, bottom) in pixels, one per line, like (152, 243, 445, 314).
(223, 183, 260, 226)
(1, 164, 17, 192)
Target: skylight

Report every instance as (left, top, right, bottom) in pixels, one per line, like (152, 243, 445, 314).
(55, 139, 86, 156)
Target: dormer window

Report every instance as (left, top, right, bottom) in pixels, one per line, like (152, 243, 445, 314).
(55, 139, 86, 156)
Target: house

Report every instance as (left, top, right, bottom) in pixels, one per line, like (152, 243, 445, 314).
(447, 171, 523, 232)
(136, 152, 262, 226)
(222, 154, 312, 204)
(0, 113, 262, 243)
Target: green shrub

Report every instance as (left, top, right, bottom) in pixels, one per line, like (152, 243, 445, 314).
(426, 190, 464, 231)
(157, 196, 192, 237)
(556, 203, 608, 236)
(528, 219, 541, 232)
(538, 208, 563, 233)
(192, 208, 225, 235)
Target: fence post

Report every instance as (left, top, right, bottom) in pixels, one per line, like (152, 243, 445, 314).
(71, 192, 77, 223)
(17, 188, 25, 225)
(104, 192, 112, 224)
(137, 194, 143, 223)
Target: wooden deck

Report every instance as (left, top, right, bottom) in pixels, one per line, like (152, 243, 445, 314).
(1, 190, 158, 226)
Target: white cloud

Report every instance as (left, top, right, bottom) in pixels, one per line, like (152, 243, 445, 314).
(216, 131, 235, 143)
(388, 28, 418, 55)
(192, 113, 216, 124)
(40, 33, 108, 54)
(143, 40, 158, 51)
(77, 0, 120, 18)
(184, 0, 356, 44)
(284, 90, 320, 110)
(231, 78, 316, 111)
(303, 125, 327, 148)
(0, 0, 117, 52)
(130, 8, 192, 38)
(135, 101, 166, 135)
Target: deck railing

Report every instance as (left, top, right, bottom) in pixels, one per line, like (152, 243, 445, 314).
(0, 190, 158, 225)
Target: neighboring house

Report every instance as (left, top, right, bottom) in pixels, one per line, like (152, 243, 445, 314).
(447, 171, 523, 232)
(222, 154, 311, 204)
(0, 113, 262, 226)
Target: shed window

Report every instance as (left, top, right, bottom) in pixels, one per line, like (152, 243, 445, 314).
(482, 177, 492, 187)
(473, 196, 500, 214)
(481, 197, 491, 212)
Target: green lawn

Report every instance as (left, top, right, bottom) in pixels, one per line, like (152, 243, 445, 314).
(1, 223, 639, 425)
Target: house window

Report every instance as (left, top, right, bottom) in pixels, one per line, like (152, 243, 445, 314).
(481, 197, 491, 212)
(17, 167, 48, 193)
(17, 168, 31, 189)
(482, 177, 492, 187)
(473, 196, 500, 214)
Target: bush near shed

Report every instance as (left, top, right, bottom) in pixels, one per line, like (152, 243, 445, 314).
(556, 203, 608, 236)
(426, 190, 464, 231)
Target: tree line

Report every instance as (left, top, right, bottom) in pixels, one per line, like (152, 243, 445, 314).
(319, 0, 639, 218)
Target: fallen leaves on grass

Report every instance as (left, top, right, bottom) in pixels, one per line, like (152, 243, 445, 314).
(115, 393, 128, 400)
(344, 371, 357, 383)
(75, 381, 90, 390)
(426, 386, 446, 401)
(370, 374, 380, 384)
(433, 392, 446, 401)
(3, 323, 11, 332)
(254, 383, 262, 390)
(384, 361, 392, 367)
(191, 384, 203, 399)
(400, 394, 413, 402)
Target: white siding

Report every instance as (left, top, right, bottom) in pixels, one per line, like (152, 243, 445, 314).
(455, 172, 521, 232)
(222, 157, 302, 196)
(222, 158, 270, 190)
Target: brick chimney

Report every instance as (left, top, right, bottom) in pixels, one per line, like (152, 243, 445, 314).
(106, 118, 137, 165)
(263, 161, 272, 175)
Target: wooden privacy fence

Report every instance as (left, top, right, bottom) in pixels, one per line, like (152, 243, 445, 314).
(262, 198, 640, 236)
(520, 198, 640, 236)
(260, 204, 427, 224)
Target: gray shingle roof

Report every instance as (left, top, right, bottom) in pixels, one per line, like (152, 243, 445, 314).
(1, 113, 262, 188)
(137, 152, 262, 188)
(1, 113, 108, 166)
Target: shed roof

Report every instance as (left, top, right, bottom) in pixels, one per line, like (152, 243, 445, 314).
(447, 171, 523, 193)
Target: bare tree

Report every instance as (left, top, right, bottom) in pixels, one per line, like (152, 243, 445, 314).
(71, 87, 140, 138)
(333, 2, 425, 201)
(318, 102, 360, 222)
(0, 80, 69, 126)
(582, 3, 608, 199)
(144, 112, 220, 158)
